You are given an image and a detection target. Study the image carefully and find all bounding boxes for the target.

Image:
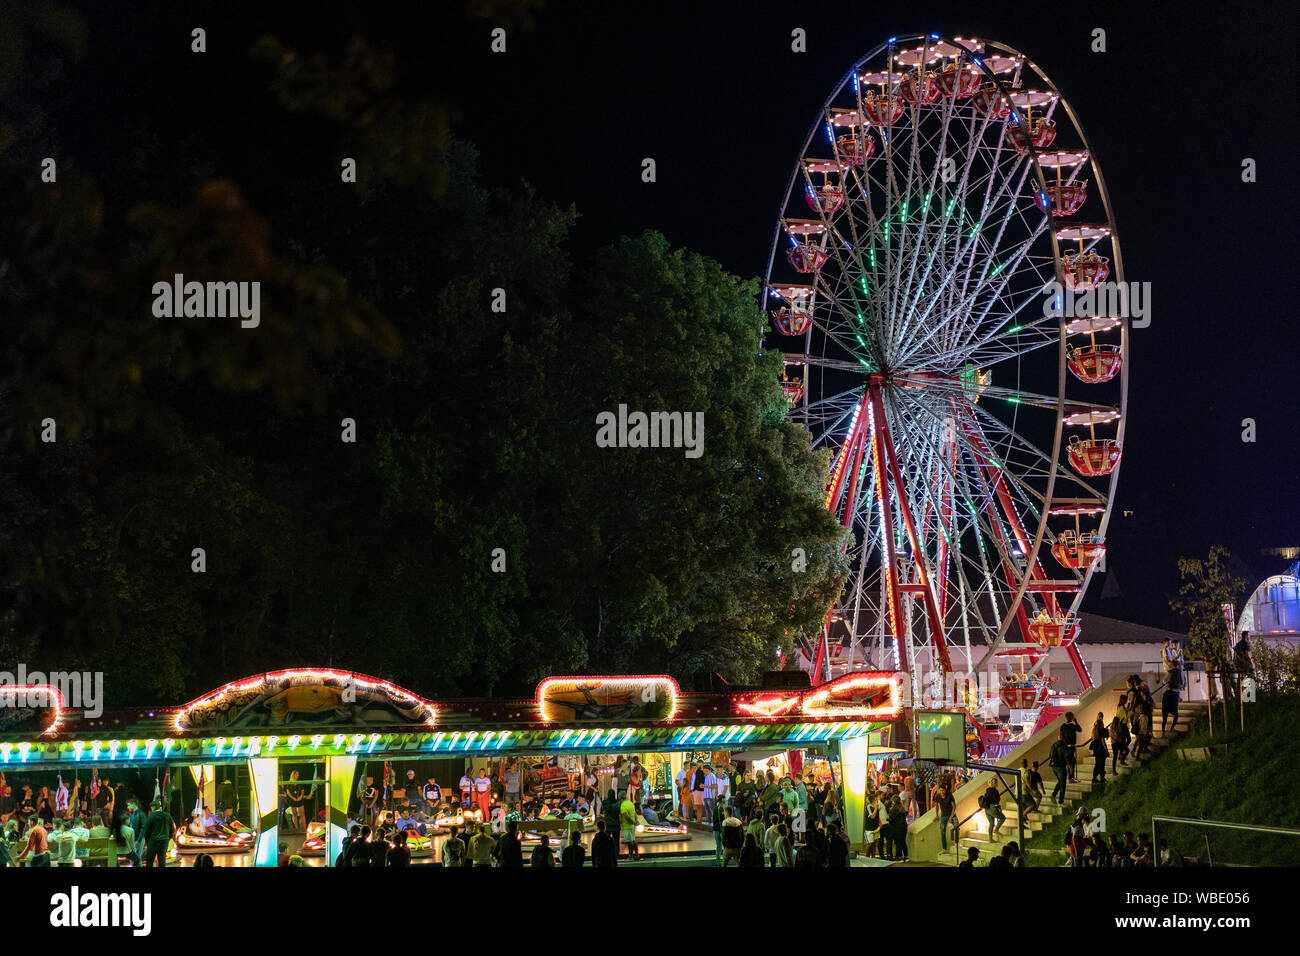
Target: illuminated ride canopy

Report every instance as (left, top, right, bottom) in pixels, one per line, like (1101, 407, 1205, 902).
(0, 669, 903, 767)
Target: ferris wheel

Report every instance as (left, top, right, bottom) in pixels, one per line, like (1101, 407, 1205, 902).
(763, 35, 1128, 707)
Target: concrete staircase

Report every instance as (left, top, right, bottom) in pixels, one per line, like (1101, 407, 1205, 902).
(933, 699, 1207, 865)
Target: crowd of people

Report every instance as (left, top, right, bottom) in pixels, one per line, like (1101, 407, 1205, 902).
(1060, 808, 1185, 868)
(0, 793, 177, 868)
(1042, 672, 1167, 809)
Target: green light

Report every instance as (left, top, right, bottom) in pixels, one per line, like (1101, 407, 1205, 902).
(900, 200, 908, 223)
(860, 276, 869, 295)
(1006, 396, 1021, 404)
(991, 261, 1005, 276)
(869, 247, 876, 269)
(1006, 324, 1022, 334)
(855, 333, 867, 348)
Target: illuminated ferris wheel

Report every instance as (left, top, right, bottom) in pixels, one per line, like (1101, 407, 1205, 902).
(763, 35, 1128, 707)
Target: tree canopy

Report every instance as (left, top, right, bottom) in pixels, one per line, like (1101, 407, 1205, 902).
(1, 26, 847, 702)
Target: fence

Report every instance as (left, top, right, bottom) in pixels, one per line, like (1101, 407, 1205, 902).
(1152, 815, 1300, 867)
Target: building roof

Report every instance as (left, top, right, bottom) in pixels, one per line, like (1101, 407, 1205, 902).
(1076, 612, 1187, 645)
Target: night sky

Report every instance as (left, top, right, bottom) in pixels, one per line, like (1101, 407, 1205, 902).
(39, 1, 1300, 628)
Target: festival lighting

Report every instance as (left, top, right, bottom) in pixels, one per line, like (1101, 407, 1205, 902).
(0, 684, 65, 733)
(172, 668, 438, 732)
(801, 672, 905, 719)
(534, 675, 680, 722)
(737, 694, 802, 718)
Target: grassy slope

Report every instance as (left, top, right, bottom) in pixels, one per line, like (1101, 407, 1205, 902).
(1025, 695, 1300, 866)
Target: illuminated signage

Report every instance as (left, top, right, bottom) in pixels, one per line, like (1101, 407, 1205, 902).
(800, 672, 904, 719)
(174, 669, 437, 732)
(734, 672, 904, 721)
(535, 676, 679, 722)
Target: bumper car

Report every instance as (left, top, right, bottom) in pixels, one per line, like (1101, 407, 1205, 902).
(429, 802, 485, 834)
(631, 815, 690, 843)
(301, 821, 328, 857)
(173, 821, 256, 855)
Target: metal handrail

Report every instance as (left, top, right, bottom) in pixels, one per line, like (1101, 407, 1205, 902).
(1152, 815, 1300, 867)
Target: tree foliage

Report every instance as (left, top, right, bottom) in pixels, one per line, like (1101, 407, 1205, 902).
(1170, 545, 1247, 698)
(1, 27, 846, 703)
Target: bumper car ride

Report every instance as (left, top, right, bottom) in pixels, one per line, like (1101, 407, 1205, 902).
(430, 804, 485, 833)
(173, 824, 256, 854)
(632, 816, 691, 843)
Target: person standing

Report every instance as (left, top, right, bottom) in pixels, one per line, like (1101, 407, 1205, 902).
(739, 832, 764, 868)
(1060, 712, 1083, 782)
(934, 781, 956, 853)
(887, 795, 909, 860)
(387, 831, 412, 867)
(501, 761, 522, 809)
(902, 773, 918, 821)
(1048, 729, 1071, 805)
(715, 765, 731, 808)
(712, 798, 725, 865)
(764, 813, 782, 867)
(720, 806, 744, 867)
(362, 776, 379, 828)
(1089, 724, 1109, 784)
(863, 792, 883, 857)
(140, 800, 172, 868)
(619, 794, 640, 862)
(626, 759, 641, 807)
(126, 798, 146, 865)
(442, 827, 467, 868)
(561, 829, 585, 867)
(1162, 638, 1184, 692)
(702, 765, 718, 826)
(1135, 705, 1153, 759)
(473, 768, 492, 820)
(675, 762, 691, 818)
(826, 823, 849, 867)
(690, 763, 706, 824)
(1109, 712, 1129, 772)
(497, 820, 524, 867)
(469, 822, 496, 868)
(591, 818, 617, 867)
(774, 824, 794, 867)
(285, 770, 306, 832)
(530, 832, 556, 868)
(459, 769, 474, 807)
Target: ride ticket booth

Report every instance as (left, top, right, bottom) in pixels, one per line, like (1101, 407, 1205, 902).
(0, 668, 905, 864)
